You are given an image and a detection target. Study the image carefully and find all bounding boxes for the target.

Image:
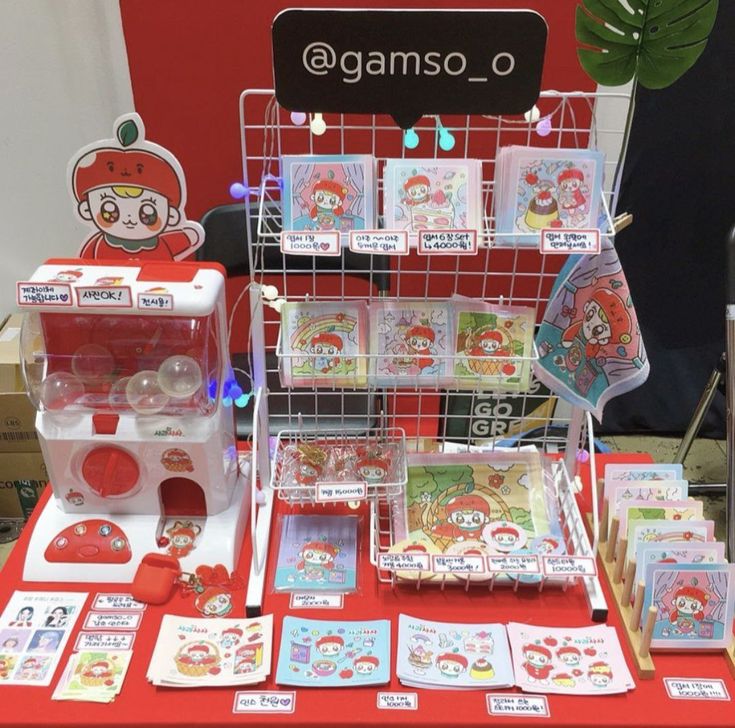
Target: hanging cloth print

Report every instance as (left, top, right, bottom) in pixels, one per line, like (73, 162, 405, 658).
(533, 237, 649, 421)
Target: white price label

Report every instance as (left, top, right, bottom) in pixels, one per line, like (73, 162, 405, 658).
(92, 593, 146, 611)
(289, 593, 344, 609)
(77, 286, 132, 308)
(74, 631, 136, 651)
(487, 554, 541, 574)
(542, 555, 597, 577)
(17, 282, 72, 306)
(431, 554, 486, 574)
(487, 694, 550, 718)
(377, 692, 418, 710)
(664, 678, 730, 701)
(418, 229, 478, 255)
(280, 231, 340, 256)
(378, 552, 431, 572)
(349, 230, 409, 255)
(138, 292, 174, 310)
(83, 611, 142, 631)
(316, 481, 367, 503)
(540, 228, 601, 254)
(233, 691, 296, 714)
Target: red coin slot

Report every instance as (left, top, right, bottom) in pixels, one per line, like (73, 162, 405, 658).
(78, 545, 100, 558)
(82, 446, 139, 498)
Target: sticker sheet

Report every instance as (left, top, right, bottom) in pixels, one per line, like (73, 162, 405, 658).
(0, 591, 87, 686)
(606, 480, 689, 532)
(394, 451, 562, 583)
(396, 615, 513, 690)
(146, 614, 273, 687)
(506, 623, 635, 695)
(633, 542, 726, 592)
(642, 563, 735, 650)
(274, 515, 358, 593)
(618, 499, 703, 536)
(383, 159, 483, 239)
(280, 301, 368, 387)
(534, 236, 649, 420)
(368, 301, 451, 385)
(626, 519, 716, 565)
(276, 616, 390, 688)
(281, 154, 376, 237)
(494, 146, 605, 241)
(52, 650, 133, 703)
(452, 298, 535, 392)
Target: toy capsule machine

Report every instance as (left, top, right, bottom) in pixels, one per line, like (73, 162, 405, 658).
(17, 259, 249, 582)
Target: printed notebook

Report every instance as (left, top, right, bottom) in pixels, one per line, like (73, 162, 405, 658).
(274, 514, 358, 593)
(276, 616, 390, 688)
(396, 615, 513, 690)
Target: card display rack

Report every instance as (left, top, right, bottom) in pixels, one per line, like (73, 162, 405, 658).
(238, 88, 633, 619)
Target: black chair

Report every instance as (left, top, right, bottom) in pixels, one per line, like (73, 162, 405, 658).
(198, 202, 390, 438)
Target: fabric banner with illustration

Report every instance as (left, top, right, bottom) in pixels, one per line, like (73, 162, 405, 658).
(533, 238, 649, 421)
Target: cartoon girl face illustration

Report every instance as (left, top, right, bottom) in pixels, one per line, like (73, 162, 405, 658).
(403, 175, 431, 206)
(557, 167, 587, 218)
(65, 489, 84, 506)
(195, 588, 232, 618)
(295, 460, 321, 485)
(478, 331, 502, 354)
(186, 644, 211, 664)
(316, 635, 344, 657)
(353, 655, 380, 674)
(2, 638, 19, 651)
(404, 325, 434, 354)
(669, 585, 709, 634)
(588, 662, 612, 687)
(52, 269, 83, 282)
(436, 653, 467, 678)
(297, 541, 338, 580)
(310, 180, 348, 226)
(309, 332, 343, 373)
(488, 525, 522, 551)
(536, 537, 560, 555)
(356, 457, 388, 484)
(522, 644, 553, 681)
(556, 646, 581, 666)
(86, 660, 111, 677)
(165, 521, 201, 558)
(432, 494, 490, 542)
(219, 629, 242, 649)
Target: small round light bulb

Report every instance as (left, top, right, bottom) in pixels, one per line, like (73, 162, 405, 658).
(439, 128, 456, 152)
(290, 111, 307, 126)
(524, 105, 541, 123)
(310, 113, 326, 136)
(229, 182, 247, 200)
(403, 128, 419, 149)
(536, 116, 552, 137)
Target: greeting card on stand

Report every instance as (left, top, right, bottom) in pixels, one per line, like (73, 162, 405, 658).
(276, 616, 390, 687)
(641, 563, 735, 650)
(146, 614, 273, 687)
(633, 541, 726, 591)
(494, 146, 604, 244)
(618, 499, 703, 535)
(606, 480, 689, 532)
(625, 519, 716, 565)
(281, 155, 376, 236)
(274, 515, 358, 593)
(603, 463, 684, 500)
(368, 301, 451, 385)
(534, 236, 649, 421)
(383, 159, 483, 240)
(507, 623, 635, 696)
(396, 615, 513, 690)
(0, 591, 87, 687)
(451, 297, 535, 392)
(52, 650, 133, 703)
(280, 301, 368, 387)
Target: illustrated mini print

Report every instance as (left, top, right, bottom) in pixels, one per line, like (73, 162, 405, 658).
(396, 615, 513, 690)
(453, 300, 535, 391)
(281, 155, 375, 236)
(507, 623, 635, 695)
(68, 113, 203, 260)
(52, 650, 133, 703)
(534, 236, 649, 420)
(274, 515, 358, 593)
(369, 301, 450, 384)
(280, 301, 368, 387)
(383, 159, 483, 240)
(642, 563, 735, 650)
(275, 616, 390, 688)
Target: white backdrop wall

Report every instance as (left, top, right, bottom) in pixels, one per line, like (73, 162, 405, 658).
(0, 0, 134, 315)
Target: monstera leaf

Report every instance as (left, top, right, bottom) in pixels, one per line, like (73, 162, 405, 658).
(576, 0, 718, 89)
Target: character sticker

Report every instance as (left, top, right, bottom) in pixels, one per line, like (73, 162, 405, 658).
(161, 448, 194, 473)
(163, 520, 202, 558)
(68, 113, 203, 261)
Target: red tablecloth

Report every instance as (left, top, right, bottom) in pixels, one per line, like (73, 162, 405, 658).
(2, 452, 734, 727)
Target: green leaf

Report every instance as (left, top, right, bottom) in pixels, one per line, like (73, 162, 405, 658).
(575, 0, 718, 89)
(116, 119, 139, 147)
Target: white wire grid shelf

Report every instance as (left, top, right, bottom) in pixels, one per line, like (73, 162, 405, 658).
(240, 87, 631, 619)
(270, 426, 408, 505)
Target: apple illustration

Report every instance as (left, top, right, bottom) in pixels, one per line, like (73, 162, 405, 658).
(543, 637, 558, 647)
(583, 647, 596, 657)
(208, 667, 222, 676)
(339, 669, 353, 679)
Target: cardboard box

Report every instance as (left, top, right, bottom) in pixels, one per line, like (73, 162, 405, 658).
(0, 450, 48, 519)
(0, 314, 39, 452)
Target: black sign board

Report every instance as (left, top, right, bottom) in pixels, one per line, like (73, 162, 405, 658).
(272, 9, 548, 129)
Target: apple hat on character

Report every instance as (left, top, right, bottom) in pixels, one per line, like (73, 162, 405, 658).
(68, 113, 204, 261)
